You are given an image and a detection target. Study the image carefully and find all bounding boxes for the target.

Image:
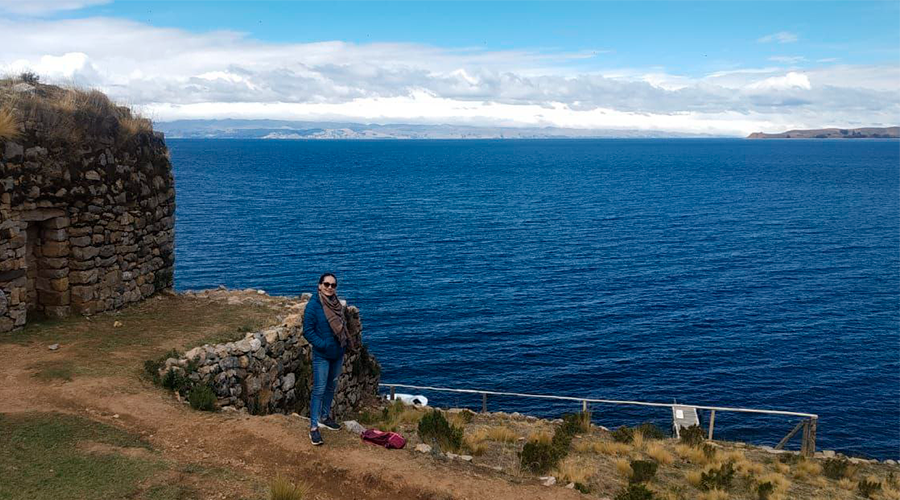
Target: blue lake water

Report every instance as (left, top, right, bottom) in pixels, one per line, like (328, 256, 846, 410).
(168, 138, 899, 459)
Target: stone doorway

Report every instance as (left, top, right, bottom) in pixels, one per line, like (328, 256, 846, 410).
(24, 224, 40, 312)
(21, 210, 71, 319)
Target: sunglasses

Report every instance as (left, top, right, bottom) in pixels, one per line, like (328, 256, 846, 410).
(321, 282, 337, 289)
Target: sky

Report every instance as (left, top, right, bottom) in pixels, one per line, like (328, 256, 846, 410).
(1, 0, 898, 136)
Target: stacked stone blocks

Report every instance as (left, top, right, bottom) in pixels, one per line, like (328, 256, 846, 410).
(0, 108, 174, 332)
(162, 296, 381, 417)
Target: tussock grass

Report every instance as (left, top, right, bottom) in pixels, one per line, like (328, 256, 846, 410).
(758, 472, 791, 493)
(774, 461, 790, 474)
(484, 425, 518, 443)
(735, 458, 764, 478)
(698, 488, 729, 500)
(675, 443, 714, 465)
(881, 484, 900, 500)
(0, 76, 153, 145)
(631, 429, 645, 451)
(837, 478, 856, 490)
(269, 475, 309, 500)
(686, 469, 704, 487)
(594, 440, 631, 456)
(794, 459, 822, 480)
(615, 457, 633, 479)
(527, 431, 552, 446)
(646, 443, 674, 465)
(0, 106, 18, 139)
(553, 456, 593, 484)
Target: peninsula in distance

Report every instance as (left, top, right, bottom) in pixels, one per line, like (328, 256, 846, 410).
(748, 126, 899, 139)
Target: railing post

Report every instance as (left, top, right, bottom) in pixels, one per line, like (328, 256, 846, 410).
(800, 420, 811, 456)
(389, 385, 395, 401)
(800, 418, 817, 457)
(708, 410, 716, 440)
(482, 393, 488, 413)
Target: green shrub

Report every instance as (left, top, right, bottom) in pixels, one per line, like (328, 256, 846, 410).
(614, 483, 656, 500)
(612, 425, 634, 443)
(629, 460, 658, 484)
(635, 422, 666, 440)
(757, 481, 775, 500)
(858, 479, 881, 498)
(700, 461, 735, 491)
(679, 425, 705, 446)
(823, 457, 849, 480)
(143, 349, 179, 385)
(574, 482, 591, 494)
(161, 368, 191, 394)
(417, 410, 463, 453)
(551, 425, 575, 453)
(559, 412, 591, 435)
(188, 384, 217, 411)
(519, 439, 560, 475)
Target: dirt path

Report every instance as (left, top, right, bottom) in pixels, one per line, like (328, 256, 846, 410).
(0, 297, 584, 500)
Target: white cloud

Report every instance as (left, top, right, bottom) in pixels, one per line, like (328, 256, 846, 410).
(758, 31, 799, 44)
(1, 17, 897, 136)
(0, 0, 111, 16)
(768, 56, 806, 64)
(746, 72, 812, 91)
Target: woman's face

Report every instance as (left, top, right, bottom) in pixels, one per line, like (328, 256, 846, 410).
(319, 276, 337, 297)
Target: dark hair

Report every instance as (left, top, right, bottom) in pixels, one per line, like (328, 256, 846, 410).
(318, 272, 337, 284)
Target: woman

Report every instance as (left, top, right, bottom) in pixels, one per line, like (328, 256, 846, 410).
(303, 272, 352, 446)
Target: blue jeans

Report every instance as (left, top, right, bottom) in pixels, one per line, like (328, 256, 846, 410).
(310, 352, 343, 429)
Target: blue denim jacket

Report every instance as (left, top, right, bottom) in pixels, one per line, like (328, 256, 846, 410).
(303, 294, 345, 360)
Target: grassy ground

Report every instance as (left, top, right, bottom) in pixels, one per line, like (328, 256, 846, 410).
(358, 401, 900, 500)
(1, 412, 174, 500)
(2, 294, 277, 380)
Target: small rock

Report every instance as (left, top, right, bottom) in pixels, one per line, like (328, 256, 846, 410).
(113, 321, 123, 327)
(566, 482, 575, 489)
(458, 455, 473, 462)
(48, 343, 59, 350)
(257, 289, 266, 295)
(885, 459, 897, 465)
(446, 452, 459, 460)
(539, 476, 556, 486)
(343, 420, 367, 435)
(415, 443, 432, 453)
(112, 414, 119, 419)
(822, 450, 836, 458)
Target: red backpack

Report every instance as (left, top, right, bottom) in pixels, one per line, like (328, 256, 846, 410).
(361, 429, 406, 449)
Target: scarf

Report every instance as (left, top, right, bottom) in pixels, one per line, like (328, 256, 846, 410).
(319, 291, 353, 350)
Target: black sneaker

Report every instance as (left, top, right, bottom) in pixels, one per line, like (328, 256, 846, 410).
(309, 428, 323, 446)
(320, 418, 341, 431)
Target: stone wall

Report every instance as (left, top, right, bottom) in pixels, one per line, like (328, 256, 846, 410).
(0, 84, 174, 332)
(161, 294, 381, 417)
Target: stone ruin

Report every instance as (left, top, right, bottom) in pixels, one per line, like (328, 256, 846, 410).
(0, 82, 174, 332)
(161, 293, 381, 417)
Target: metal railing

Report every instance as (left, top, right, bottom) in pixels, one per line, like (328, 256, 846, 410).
(379, 382, 819, 456)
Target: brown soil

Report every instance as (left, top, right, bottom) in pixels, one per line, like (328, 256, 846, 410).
(0, 292, 584, 500)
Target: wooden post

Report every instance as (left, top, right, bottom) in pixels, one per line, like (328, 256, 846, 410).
(708, 410, 716, 441)
(482, 393, 488, 413)
(800, 420, 811, 457)
(808, 418, 817, 456)
(775, 420, 805, 450)
(389, 385, 395, 401)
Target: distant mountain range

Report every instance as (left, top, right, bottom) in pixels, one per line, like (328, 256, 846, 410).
(153, 119, 721, 140)
(748, 127, 899, 139)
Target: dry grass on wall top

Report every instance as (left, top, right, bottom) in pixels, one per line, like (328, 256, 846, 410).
(0, 74, 154, 145)
(0, 106, 18, 140)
